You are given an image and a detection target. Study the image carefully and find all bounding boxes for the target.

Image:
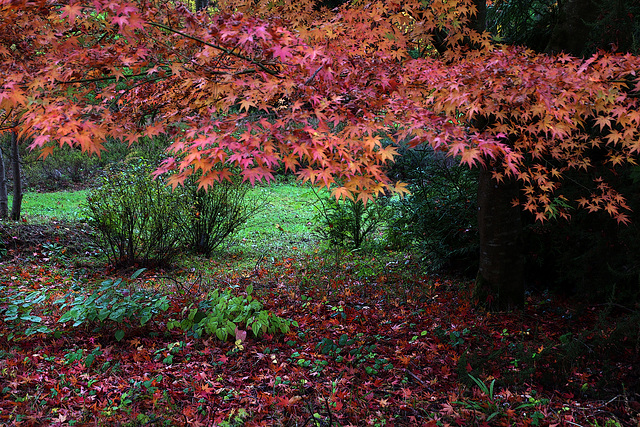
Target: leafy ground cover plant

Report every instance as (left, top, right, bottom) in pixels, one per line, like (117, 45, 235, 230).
(1, 261, 294, 345)
(55, 268, 170, 342)
(168, 284, 295, 341)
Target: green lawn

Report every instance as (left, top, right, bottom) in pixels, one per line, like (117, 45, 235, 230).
(9, 190, 89, 220)
(230, 183, 325, 258)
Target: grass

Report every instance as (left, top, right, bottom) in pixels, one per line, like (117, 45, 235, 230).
(11, 184, 320, 226)
(5, 182, 393, 277)
(8, 190, 89, 220)
(226, 183, 325, 258)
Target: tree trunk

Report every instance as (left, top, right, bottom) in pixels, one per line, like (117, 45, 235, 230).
(472, 0, 487, 33)
(195, 0, 208, 11)
(475, 165, 524, 310)
(0, 137, 8, 219)
(468, 0, 526, 310)
(10, 131, 22, 221)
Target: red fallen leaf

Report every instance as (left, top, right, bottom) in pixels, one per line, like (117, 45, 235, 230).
(400, 388, 412, 399)
(276, 395, 303, 407)
(440, 402, 458, 417)
(196, 383, 214, 398)
(181, 406, 205, 427)
(218, 354, 228, 364)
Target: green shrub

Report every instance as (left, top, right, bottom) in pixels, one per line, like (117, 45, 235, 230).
(21, 136, 168, 191)
(85, 159, 184, 267)
(179, 176, 263, 256)
(313, 192, 391, 249)
(168, 285, 295, 341)
(21, 139, 127, 191)
(28, 147, 99, 188)
(86, 159, 262, 266)
(386, 147, 478, 275)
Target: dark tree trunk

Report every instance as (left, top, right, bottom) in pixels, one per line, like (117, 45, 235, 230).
(467, 0, 526, 310)
(0, 138, 8, 219)
(195, 0, 208, 11)
(475, 165, 524, 310)
(472, 0, 487, 33)
(10, 131, 22, 221)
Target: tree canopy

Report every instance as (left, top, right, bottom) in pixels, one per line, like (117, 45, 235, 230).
(1, 0, 639, 218)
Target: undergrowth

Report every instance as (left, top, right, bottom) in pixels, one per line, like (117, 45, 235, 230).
(0, 184, 639, 426)
(1, 268, 293, 345)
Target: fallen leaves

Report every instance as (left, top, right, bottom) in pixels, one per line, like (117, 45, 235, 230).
(1, 248, 638, 425)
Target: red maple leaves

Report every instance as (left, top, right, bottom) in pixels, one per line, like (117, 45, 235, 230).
(1, 0, 639, 218)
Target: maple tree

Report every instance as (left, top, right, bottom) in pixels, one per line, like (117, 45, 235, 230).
(3, 1, 640, 421)
(2, 0, 640, 308)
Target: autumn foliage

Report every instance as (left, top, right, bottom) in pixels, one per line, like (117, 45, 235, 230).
(1, 0, 638, 221)
(1, 238, 639, 425)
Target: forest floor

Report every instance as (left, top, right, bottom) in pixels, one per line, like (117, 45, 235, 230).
(1, 214, 639, 426)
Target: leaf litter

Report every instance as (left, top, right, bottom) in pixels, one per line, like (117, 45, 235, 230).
(0, 244, 639, 426)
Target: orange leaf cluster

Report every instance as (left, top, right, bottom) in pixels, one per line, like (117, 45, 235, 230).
(1, 0, 639, 217)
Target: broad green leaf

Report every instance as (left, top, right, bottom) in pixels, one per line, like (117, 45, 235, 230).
(19, 315, 42, 323)
(109, 307, 127, 322)
(215, 328, 227, 341)
(131, 268, 146, 279)
(85, 353, 96, 368)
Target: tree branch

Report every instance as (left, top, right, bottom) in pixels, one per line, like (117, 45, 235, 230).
(57, 71, 158, 85)
(305, 65, 324, 85)
(148, 21, 282, 77)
